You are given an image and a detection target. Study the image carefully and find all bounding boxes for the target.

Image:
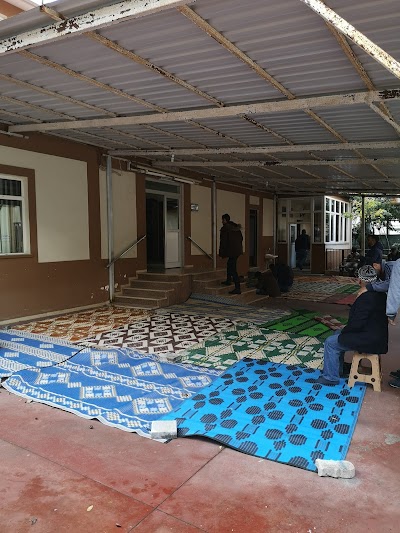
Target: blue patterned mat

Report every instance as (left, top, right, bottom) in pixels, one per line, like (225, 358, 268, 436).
(3, 348, 221, 439)
(0, 329, 79, 377)
(164, 359, 366, 472)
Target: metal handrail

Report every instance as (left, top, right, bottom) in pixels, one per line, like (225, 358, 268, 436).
(106, 235, 146, 268)
(186, 235, 213, 260)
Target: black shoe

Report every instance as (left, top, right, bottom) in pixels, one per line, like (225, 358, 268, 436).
(389, 378, 400, 389)
(229, 288, 241, 295)
(389, 369, 400, 379)
(316, 376, 340, 386)
(221, 280, 232, 286)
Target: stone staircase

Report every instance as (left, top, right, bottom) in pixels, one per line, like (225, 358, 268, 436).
(114, 268, 268, 309)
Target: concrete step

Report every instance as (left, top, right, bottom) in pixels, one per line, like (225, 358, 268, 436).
(192, 278, 227, 292)
(122, 287, 174, 299)
(138, 272, 184, 282)
(129, 279, 182, 290)
(114, 294, 168, 309)
(191, 269, 226, 281)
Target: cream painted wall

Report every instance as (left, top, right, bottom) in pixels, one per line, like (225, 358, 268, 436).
(190, 184, 212, 255)
(263, 198, 274, 236)
(99, 169, 137, 260)
(0, 145, 89, 263)
(249, 195, 260, 206)
(217, 189, 246, 251)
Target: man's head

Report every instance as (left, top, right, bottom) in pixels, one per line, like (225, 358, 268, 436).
(367, 234, 378, 247)
(222, 213, 230, 225)
(351, 246, 358, 254)
(357, 265, 378, 287)
(301, 229, 306, 235)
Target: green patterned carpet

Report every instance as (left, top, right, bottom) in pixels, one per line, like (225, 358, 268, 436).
(180, 323, 325, 371)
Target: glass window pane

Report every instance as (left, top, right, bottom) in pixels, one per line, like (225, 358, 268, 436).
(314, 197, 322, 211)
(0, 199, 23, 253)
(325, 213, 330, 242)
(166, 199, 179, 230)
(278, 213, 287, 242)
(314, 212, 322, 243)
(326, 198, 330, 212)
(0, 178, 21, 197)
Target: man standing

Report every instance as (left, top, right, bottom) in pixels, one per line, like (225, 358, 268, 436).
(219, 213, 243, 295)
(317, 265, 388, 386)
(295, 229, 310, 270)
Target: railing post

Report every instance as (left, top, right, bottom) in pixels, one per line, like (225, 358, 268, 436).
(106, 155, 114, 302)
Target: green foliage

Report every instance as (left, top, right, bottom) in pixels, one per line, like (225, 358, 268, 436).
(350, 196, 400, 235)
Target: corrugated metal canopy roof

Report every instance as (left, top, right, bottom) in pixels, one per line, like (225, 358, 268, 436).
(0, 0, 399, 195)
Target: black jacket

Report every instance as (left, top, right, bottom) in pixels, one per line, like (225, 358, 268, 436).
(295, 233, 310, 252)
(219, 221, 243, 258)
(339, 291, 388, 354)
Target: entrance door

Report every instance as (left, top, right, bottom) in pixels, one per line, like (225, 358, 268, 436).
(145, 182, 182, 270)
(165, 196, 181, 268)
(289, 223, 298, 268)
(249, 209, 258, 267)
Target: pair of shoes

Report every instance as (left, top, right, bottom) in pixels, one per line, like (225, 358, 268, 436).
(221, 280, 232, 286)
(389, 369, 400, 379)
(229, 288, 241, 295)
(316, 376, 340, 386)
(388, 378, 400, 389)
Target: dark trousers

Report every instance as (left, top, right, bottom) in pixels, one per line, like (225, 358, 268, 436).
(296, 250, 307, 270)
(226, 257, 240, 289)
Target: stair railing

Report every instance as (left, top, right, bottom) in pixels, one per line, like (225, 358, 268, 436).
(107, 235, 146, 302)
(107, 235, 147, 268)
(186, 235, 213, 261)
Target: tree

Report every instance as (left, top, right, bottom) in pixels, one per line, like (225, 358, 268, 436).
(349, 196, 400, 245)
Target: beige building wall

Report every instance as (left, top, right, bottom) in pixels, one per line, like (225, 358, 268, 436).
(99, 169, 138, 260)
(217, 189, 246, 251)
(0, 145, 89, 263)
(263, 198, 274, 236)
(190, 184, 212, 255)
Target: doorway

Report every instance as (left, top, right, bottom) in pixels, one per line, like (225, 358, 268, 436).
(289, 223, 311, 270)
(249, 209, 258, 267)
(145, 180, 182, 270)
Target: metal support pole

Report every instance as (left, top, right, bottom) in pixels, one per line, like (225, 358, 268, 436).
(106, 155, 114, 302)
(212, 178, 217, 270)
(273, 194, 277, 256)
(361, 195, 366, 256)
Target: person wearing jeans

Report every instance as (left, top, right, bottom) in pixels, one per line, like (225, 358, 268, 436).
(317, 265, 389, 386)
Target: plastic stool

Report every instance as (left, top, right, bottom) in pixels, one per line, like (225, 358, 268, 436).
(347, 352, 382, 392)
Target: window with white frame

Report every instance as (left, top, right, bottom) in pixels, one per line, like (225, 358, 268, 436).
(325, 197, 350, 244)
(0, 176, 30, 255)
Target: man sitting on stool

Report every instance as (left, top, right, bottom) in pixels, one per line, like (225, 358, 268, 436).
(317, 265, 388, 386)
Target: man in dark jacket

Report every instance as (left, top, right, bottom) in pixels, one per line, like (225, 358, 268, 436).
(295, 229, 310, 270)
(317, 265, 388, 385)
(363, 234, 383, 267)
(219, 213, 243, 295)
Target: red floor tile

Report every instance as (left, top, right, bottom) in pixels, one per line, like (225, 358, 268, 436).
(130, 510, 203, 532)
(0, 392, 221, 507)
(0, 439, 152, 533)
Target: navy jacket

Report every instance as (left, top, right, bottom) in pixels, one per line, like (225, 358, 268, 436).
(219, 221, 243, 258)
(339, 291, 388, 354)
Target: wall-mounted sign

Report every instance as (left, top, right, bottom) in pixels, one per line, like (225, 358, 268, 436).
(191, 203, 199, 211)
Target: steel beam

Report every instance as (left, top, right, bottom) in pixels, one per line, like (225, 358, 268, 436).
(0, 0, 193, 54)
(368, 103, 400, 136)
(108, 140, 400, 157)
(154, 158, 400, 167)
(9, 89, 400, 133)
(300, 0, 400, 80)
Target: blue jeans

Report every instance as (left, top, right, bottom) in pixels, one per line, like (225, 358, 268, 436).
(322, 330, 353, 383)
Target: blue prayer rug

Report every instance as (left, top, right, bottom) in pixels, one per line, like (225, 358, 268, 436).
(164, 359, 366, 472)
(0, 329, 79, 378)
(3, 348, 221, 439)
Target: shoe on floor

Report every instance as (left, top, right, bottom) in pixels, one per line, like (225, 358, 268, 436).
(316, 376, 340, 386)
(221, 280, 232, 286)
(389, 369, 400, 379)
(229, 288, 241, 295)
(388, 378, 400, 389)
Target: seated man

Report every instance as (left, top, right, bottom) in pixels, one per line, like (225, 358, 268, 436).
(255, 271, 281, 297)
(340, 247, 360, 276)
(387, 246, 399, 262)
(270, 262, 294, 293)
(361, 234, 383, 267)
(317, 265, 388, 386)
